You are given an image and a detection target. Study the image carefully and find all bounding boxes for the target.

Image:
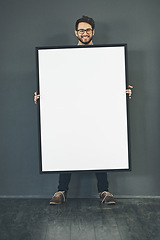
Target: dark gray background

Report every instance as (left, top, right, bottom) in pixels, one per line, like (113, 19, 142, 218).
(0, 0, 159, 198)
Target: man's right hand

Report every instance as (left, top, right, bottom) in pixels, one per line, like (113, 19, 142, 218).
(34, 92, 40, 104)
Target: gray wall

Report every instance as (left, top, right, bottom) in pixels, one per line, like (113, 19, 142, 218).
(0, 0, 160, 198)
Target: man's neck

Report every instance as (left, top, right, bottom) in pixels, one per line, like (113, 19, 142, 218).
(78, 40, 93, 46)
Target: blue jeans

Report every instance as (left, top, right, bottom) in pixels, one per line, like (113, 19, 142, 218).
(58, 172, 109, 193)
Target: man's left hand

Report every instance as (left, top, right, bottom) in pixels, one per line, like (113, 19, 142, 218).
(126, 85, 133, 99)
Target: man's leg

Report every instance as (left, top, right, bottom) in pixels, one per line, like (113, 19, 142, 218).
(95, 172, 116, 204)
(58, 173, 72, 192)
(50, 173, 71, 205)
(95, 172, 109, 192)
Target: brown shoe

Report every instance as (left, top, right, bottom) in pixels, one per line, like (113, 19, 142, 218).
(99, 191, 116, 204)
(50, 191, 67, 205)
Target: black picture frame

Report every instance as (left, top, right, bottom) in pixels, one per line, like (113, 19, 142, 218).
(36, 44, 131, 173)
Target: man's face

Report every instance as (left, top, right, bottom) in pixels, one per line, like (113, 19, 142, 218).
(75, 22, 95, 45)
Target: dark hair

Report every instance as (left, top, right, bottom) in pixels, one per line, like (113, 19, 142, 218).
(75, 16, 95, 31)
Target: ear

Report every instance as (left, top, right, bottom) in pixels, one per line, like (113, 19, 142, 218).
(92, 29, 95, 36)
(75, 30, 78, 37)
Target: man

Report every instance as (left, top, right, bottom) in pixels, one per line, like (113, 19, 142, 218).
(34, 16, 133, 204)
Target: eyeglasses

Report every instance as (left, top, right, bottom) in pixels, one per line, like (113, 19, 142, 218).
(77, 28, 93, 34)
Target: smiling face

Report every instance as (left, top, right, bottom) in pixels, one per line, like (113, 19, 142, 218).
(75, 22, 95, 45)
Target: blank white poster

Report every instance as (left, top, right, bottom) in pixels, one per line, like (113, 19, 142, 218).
(37, 45, 130, 172)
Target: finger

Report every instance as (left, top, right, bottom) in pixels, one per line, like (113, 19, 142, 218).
(34, 97, 37, 104)
(128, 85, 133, 89)
(34, 92, 40, 98)
(126, 90, 132, 100)
(34, 93, 37, 104)
(126, 90, 131, 93)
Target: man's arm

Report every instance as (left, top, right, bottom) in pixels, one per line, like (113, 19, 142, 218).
(34, 85, 133, 104)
